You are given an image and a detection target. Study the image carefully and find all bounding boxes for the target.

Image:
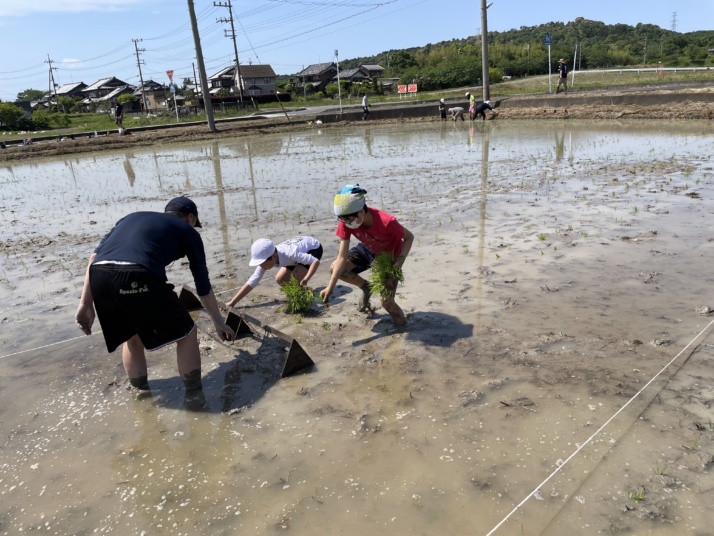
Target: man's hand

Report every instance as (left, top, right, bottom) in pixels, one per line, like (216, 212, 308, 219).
(75, 303, 95, 335)
(214, 320, 235, 342)
(319, 287, 332, 304)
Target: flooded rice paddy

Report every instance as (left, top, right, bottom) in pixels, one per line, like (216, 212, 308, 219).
(1, 120, 714, 535)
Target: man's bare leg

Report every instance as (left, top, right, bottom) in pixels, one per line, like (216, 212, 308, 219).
(123, 334, 149, 389)
(176, 327, 202, 391)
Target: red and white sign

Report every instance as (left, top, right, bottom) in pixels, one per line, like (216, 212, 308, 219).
(166, 70, 174, 82)
(408, 84, 417, 93)
(397, 85, 407, 94)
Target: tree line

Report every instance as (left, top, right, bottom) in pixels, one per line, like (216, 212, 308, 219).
(335, 18, 714, 92)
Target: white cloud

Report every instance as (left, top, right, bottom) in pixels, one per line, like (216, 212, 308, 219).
(60, 59, 86, 70)
(0, 0, 144, 17)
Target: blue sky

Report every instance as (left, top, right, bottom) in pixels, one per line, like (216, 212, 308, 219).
(0, 0, 711, 101)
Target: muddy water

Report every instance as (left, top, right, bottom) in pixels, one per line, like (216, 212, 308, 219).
(1, 121, 714, 535)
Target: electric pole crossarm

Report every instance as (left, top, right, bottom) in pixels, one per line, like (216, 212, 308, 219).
(214, 0, 244, 103)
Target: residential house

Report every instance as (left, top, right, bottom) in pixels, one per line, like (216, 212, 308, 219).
(360, 64, 385, 79)
(331, 67, 369, 84)
(55, 82, 87, 99)
(133, 80, 170, 112)
(80, 77, 133, 111)
(296, 63, 337, 92)
(237, 64, 277, 97)
(208, 65, 237, 95)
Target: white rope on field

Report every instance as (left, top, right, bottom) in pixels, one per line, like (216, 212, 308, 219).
(0, 330, 103, 360)
(484, 317, 714, 536)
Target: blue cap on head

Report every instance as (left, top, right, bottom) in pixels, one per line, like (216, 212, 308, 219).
(165, 196, 202, 228)
(338, 184, 367, 195)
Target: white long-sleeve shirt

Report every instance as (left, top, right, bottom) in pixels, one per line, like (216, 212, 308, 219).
(246, 236, 321, 288)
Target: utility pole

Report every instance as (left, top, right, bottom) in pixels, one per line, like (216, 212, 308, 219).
(335, 49, 342, 114)
(187, 0, 215, 131)
(215, 0, 245, 105)
(526, 43, 530, 76)
(45, 54, 60, 112)
(643, 37, 647, 64)
(480, 0, 493, 102)
(132, 39, 149, 114)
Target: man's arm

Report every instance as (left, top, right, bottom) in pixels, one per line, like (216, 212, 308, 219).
(75, 253, 96, 335)
(199, 290, 235, 341)
(394, 227, 414, 269)
(320, 239, 351, 303)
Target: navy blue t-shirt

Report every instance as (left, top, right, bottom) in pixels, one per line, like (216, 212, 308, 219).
(93, 212, 212, 295)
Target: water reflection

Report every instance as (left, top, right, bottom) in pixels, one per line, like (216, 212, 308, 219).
(475, 126, 490, 331)
(123, 153, 136, 187)
(211, 141, 235, 278)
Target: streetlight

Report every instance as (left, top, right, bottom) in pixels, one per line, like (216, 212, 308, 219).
(335, 49, 343, 114)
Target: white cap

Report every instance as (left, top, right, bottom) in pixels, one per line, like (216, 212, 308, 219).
(465, 92, 470, 97)
(440, 98, 445, 103)
(249, 238, 275, 266)
(485, 100, 491, 105)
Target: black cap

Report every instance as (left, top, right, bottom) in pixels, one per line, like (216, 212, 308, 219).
(165, 196, 202, 227)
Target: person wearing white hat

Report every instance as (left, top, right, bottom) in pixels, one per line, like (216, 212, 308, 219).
(227, 236, 323, 307)
(320, 184, 414, 326)
(473, 100, 495, 120)
(438, 98, 447, 121)
(466, 91, 477, 119)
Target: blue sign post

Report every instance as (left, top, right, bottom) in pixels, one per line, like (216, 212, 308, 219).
(545, 33, 553, 93)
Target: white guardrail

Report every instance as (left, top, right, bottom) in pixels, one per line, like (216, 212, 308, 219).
(575, 66, 713, 74)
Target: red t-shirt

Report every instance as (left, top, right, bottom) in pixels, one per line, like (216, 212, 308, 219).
(336, 207, 405, 257)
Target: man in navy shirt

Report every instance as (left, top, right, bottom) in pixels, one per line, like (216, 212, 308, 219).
(75, 196, 234, 393)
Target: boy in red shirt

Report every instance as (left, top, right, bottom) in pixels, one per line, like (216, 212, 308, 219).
(320, 185, 414, 326)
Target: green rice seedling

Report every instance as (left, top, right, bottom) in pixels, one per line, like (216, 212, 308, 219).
(684, 439, 699, 452)
(369, 252, 405, 299)
(629, 488, 645, 502)
(653, 463, 668, 478)
(280, 276, 314, 314)
(537, 233, 547, 241)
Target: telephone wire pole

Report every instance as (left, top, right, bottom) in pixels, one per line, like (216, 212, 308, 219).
(132, 39, 149, 114)
(215, 0, 245, 105)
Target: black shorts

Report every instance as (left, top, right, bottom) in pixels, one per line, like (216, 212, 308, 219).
(89, 264, 195, 353)
(347, 243, 376, 275)
(285, 245, 323, 271)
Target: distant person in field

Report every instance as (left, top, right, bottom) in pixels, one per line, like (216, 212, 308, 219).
(113, 99, 125, 127)
(362, 94, 370, 120)
(438, 98, 447, 121)
(448, 107, 465, 121)
(556, 59, 568, 94)
(473, 100, 495, 120)
(466, 91, 476, 119)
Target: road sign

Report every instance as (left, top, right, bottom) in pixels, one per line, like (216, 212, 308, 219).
(407, 84, 417, 93)
(169, 83, 176, 93)
(166, 70, 174, 82)
(544, 33, 552, 46)
(397, 85, 407, 94)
